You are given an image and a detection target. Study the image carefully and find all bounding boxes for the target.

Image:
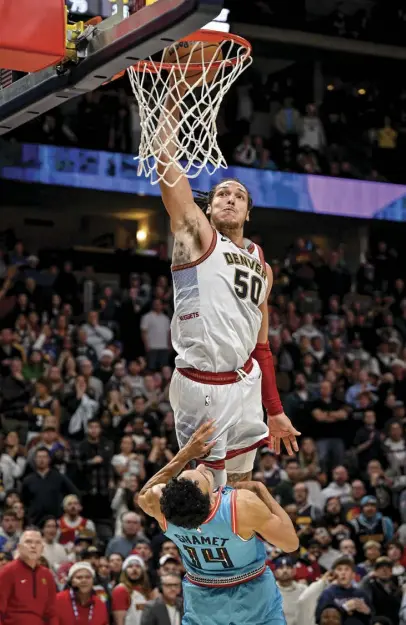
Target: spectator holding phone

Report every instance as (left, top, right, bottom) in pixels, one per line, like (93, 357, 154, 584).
(298, 570, 338, 625)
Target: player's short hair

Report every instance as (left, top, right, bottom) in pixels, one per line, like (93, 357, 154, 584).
(160, 477, 211, 529)
(194, 178, 253, 215)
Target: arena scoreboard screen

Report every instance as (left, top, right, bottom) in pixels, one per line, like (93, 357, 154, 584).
(66, 0, 156, 17)
(66, 0, 229, 27)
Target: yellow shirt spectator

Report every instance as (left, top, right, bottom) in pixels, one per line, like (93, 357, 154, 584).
(378, 118, 398, 149)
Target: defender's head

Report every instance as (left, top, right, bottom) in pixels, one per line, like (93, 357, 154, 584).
(160, 465, 214, 529)
(206, 178, 253, 232)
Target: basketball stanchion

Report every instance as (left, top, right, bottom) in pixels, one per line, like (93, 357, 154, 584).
(127, 29, 252, 186)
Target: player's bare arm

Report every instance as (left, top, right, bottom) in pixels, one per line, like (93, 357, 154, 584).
(252, 263, 301, 456)
(138, 421, 216, 524)
(155, 86, 213, 265)
(257, 264, 274, 344)
(235, 482, 299, 553)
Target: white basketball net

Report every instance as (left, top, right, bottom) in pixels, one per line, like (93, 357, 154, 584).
(127, 36, 252, 186)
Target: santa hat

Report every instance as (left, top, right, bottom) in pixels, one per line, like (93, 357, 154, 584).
(123, 555, 145, 571)
(68, 561, 95, 581)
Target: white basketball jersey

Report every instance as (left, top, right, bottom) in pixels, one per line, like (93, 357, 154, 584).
(171, 230, 268, 372)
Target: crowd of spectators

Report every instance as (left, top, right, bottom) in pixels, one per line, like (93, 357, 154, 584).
(3, 1, 406, 623)
(0, 233, 405, 625)
(4, 1, 406, 186)
(4, 2, 406, 186)
(11, 55, 406, 185)
(220, 1, 406, 183)
(220, 62, 406, 183)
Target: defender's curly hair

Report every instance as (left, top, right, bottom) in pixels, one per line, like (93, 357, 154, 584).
(193, 178, 253, 215)
(160, 477, 211, 529)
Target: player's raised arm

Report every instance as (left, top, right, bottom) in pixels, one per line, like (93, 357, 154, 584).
(253, 263, 300, 455)
(138, 421, 216, 522)
(155, 84, 212, 249)
(236, 482, 299, 553)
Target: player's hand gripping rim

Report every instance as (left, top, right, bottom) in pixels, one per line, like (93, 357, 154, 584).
(184, 420, 216, 460)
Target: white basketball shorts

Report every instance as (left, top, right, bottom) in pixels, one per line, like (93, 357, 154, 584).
(169, 358, 268, 473)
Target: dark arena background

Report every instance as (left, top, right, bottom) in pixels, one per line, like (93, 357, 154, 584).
(1, 1, 406, 624)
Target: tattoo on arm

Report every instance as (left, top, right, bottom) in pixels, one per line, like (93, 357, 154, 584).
(227, 471, 252, 486)
(172, 239, 192, 266)
(172, 215, 203, 266)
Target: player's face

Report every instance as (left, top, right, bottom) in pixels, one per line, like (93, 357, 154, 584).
(181, 464, 214, 495)
(208, 181, 249, 232)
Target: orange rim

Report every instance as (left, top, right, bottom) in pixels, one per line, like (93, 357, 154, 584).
(131, 29, 252, 74)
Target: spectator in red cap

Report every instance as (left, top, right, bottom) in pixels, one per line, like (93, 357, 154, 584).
(56, 561, 108, 625)
(0, 527, 57, 625)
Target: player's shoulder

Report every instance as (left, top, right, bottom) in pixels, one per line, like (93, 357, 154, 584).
(248, 240, 270, 272)
(232, 489, 265, 538)
(250, 242, 272, 286)
(234, 488, 263, 513)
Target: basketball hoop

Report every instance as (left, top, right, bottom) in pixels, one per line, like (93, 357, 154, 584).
(127, 29, 252, 186)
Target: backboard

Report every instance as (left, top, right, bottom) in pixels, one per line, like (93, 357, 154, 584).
(0, 0, 223, 136)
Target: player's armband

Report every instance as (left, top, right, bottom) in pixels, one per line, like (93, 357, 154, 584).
(252, 342, 283, 417)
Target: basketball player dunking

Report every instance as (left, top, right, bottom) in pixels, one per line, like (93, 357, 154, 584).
(156, 84, 300, 487)
(138, 422, 299, 625)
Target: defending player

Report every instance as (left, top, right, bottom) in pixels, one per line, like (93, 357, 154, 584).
(138, 421, 299, 625)
(156, 83, 300, 486)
